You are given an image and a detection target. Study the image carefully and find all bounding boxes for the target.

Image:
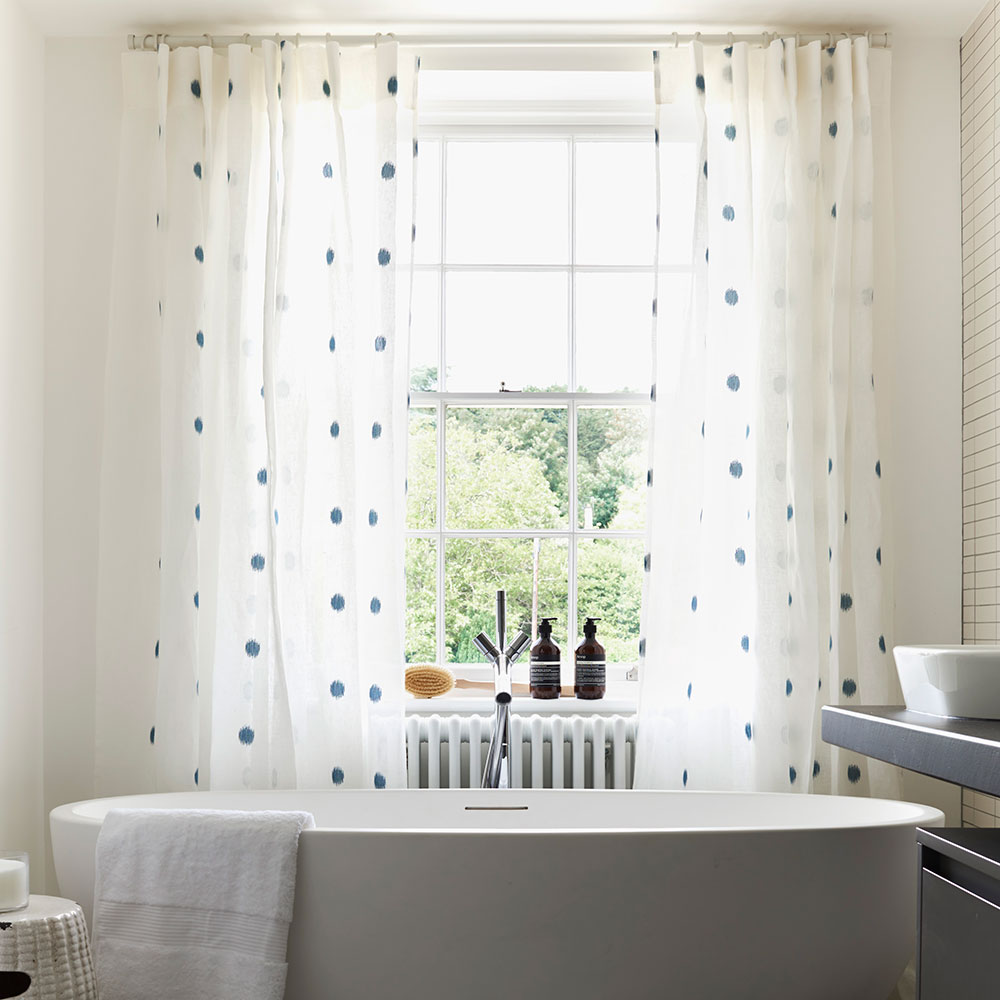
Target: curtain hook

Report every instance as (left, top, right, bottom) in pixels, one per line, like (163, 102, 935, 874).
(374, 32, 381, 48)
(694, 30, 701, 45)
(325, 32, 331, 44)
(795, 32, 800, 48)
(826, 32, 834, 48)
(727, 31, 734, 47)
(295, 33, 301, 48)
(672, 31, 678, 48)
(242, 32, 249, 46)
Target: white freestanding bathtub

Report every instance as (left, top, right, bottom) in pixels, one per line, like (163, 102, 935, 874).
(51, 789, 942, 1000)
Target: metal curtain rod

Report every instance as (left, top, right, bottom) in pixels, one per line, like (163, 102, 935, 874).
(127, 30, 892, 51)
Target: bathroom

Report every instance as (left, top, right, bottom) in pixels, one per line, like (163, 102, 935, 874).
(0, 0, 993, 995)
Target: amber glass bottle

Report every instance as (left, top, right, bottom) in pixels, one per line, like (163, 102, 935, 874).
(529, 618, 561, 699)
(574, 618, 606, 700)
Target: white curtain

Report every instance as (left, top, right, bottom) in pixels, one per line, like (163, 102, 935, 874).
(636, 37, 898, 795)
(96, 40, 417, 792)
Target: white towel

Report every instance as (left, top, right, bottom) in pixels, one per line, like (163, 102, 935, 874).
(91, 808, 314, 1000)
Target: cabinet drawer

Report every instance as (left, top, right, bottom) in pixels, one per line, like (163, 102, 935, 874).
(920, 868, 1000, 999)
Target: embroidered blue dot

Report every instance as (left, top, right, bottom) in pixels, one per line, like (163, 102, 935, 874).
(331, 594, 345, 612)
(682, 769, 688, 787)
(245, 639, 260, 657)
(330, 507, 343, 525)
(787, 504, 793, 520)
(828, 457, 833, 474)
(330, 421, 340, 438)
(193, 161, 202, 179)
(330, 680, 345, 698)
(687, 682, 693, 699)
(878, 635, 886, 653)
(194, 245, 204, 262)
(193, 591, 199, 608)
(322, 79, 331, 97)
(789, 765, 797, 784)
(691, 595, 697, 611)
(727, 374, 740, 391)
(191, 79, 201, 98)
(155, 640, 159, 658)
(369, 684, 382, 703)
(374, 772, 387, 789)
(332, 766, 345, 785)
(729, 460, 743, 478)
(724, 124, 736, 141)
(840, 593, 853, 611)
(369, 509, 378, 526)
(876, 546, 882, 565)
(322, 162, 333, 178)
(735, 547, 746, 565)
(194, 503, 200, 521)
(257, 468, 267, 485)
(695, 73, 705, 91)
(250, 553, 265, 572)
(740, 635, 749, 652)
(842, 678, 857, 697)
(149, 725, 155, 745)
(387, 76, 398, 95)
(722, 204, 735, 222)
(381, 161, 396, 180)
(194, 768, 199, 785)
(326, 248, 335, 265)
(372, 422, 382, 439)
(196, 330, 204, 347)
(724, 288, 739, 306)
(785, 679, 793, 696)
(194, 417, 203, 434)
(375, 336, 387, 352)
(875, 459, 881, 477)
(813, 760, 821, 777)
(829, 121, 838, 138)
(831, 202, 837, 218)
(228, 79, 233, 97)
(378, 248, 391, 266)
(238, 726, 254, 745)
(745, 722, 752, 741)
(847, 763, 862, 784)
(370, 597, 382, 614)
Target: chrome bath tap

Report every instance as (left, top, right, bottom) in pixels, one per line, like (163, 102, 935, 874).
(474, 590, 531, 789)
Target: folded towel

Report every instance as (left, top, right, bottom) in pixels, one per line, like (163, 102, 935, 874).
(91, 808, 314, 1000)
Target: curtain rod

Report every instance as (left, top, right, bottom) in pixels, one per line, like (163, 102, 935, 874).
(127, 30, 892, 52)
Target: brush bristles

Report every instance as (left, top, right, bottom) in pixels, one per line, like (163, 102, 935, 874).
(405, 664, 455, 698)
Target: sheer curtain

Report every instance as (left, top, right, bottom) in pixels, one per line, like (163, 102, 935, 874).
(97, 39, 417, 792)
(636, 37, 898, 795)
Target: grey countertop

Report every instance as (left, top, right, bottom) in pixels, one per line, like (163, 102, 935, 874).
(821, 705, 1000, 797)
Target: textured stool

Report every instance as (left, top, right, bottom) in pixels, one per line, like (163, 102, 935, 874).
(0, 896, 97, 999)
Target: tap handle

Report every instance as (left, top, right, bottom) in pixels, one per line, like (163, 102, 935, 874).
(473, 632, 500, 664)
(496, 589, 506, 652)
(505, 624, 532, 664)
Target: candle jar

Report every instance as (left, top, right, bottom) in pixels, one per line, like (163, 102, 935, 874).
(0, 851, 29, 912)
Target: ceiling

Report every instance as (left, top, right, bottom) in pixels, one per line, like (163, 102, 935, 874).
(21, 0, 983, 39)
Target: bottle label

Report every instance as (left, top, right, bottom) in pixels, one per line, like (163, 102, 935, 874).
(530, 664, 561, 687)
(575, 661, 606, 686)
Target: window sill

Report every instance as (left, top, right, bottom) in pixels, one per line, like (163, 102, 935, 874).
(405, 681, 637, 716)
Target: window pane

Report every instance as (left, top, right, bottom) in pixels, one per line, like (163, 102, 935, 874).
(410, 270, 440, 391)
(658, 142, 698, 266)
(575, 140, 655, 265)
(446, 407, 568, 529)
(407, 408, 437, 530)
(405, 538, 437, 663)
(575, 272, 653, 392)
(577, 538, 644, 663)
(445, 537, 568, 664)
(445, 141, 569, 264)
(577, 407, 648, 530)
(414, 139, 441, 265)
(444, 272, 568, 391)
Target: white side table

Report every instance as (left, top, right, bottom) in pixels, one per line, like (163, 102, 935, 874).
(0, 896, 97, 999)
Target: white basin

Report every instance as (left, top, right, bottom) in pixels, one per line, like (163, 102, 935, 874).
(894, 644, 1000, 719)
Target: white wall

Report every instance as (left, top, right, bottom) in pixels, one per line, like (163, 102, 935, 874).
(35, 33, 964, 848)
(0, 0, 45, 888)
(42, 36, 123, 888)
(887, 36, 964, 823)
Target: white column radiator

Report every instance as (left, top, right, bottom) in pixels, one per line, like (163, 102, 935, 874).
(405, 714, 637, 790)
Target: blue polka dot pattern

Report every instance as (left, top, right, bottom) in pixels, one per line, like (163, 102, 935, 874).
(191, 79, 201, 98)
(374, 772, 387, 789)
(695, 73, 705, 92)
(381, 162, 396, 180)
(329, 336, 336, 353)
(194, 768, 199, 785)
(375, 336, 387, 352)
(331, 594, 345, 612)
(193, 161, 202, 179)
(727, 374, 740, 391)
(238, 726, 254, 745)
(813, 760, 821, 778)
(245, 639, 260, 657)
(196, 330, 204, 347)
(724, 124, 736, 141)
(194, 417, 203, 434)
(149, 725, 155, 745)
(369, 509, 378, 526)
(330, 507, 343, 525)
(745, 722, 752, 741)
(372, 422, 382, 439)
(687, 682, 693, 698)
(257, 468, 267, 485)
(370, 597, 382, 615)
(323, 79, 331, 97)
(378, 248, 391, 266)
(786, 679, 793, 696)
(155, 640, 159, 657)
(332, 766, 345, 784)
(875, 459, 881, 477)
(722, 204, 735, 222)
(330, 680, 345, 698)
(840, 593, 853, 611)
(326, 248, 335, 265)
(193, 591, 199, 608)
(729, 460, 743, 478)
(691, 595, 697, 611)
(194, 245, 204, 262)
(250, 553, 265, 572)
(369, 684, 382, 703)
(786, 504, 793, 520)
(847, 764, 862, 784)
(387, 76, 398, 95)
(735, 547, 746, 565)
(682, 769, 688, 787)
(878, 635, 886, 653)
(194, 503, 200, 521)
(789, 765, 797, 784)
(330, 421, 340, 438)
(829, 121, 838, 138)
(740, 635, 749, 652)
(323, 162, 333, 178)
(724, 288, 739, 306)
(842, 678, 857, 697)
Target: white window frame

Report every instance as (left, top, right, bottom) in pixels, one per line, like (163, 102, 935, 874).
(408, 63, 693, 679)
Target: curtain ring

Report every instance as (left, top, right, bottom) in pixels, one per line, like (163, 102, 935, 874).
(672, 32, 679, 48)
(242, 32, 249, 46)
(727, 31, 734, 47)
(374, 32, 381, 47)
(693, 31, 701, 45)
(795, 32, 800, 48)
(295, 33, 301, 48)
(826, 32, 834, 48)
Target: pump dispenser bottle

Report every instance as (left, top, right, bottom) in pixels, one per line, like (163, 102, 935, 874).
(529, 618, 561, 699)
(574, 618, 606, 700)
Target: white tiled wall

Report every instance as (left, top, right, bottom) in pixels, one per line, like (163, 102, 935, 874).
(963, 1, 1000, 824)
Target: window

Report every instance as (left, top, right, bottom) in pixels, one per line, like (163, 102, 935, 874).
(404, 65, 695, 673)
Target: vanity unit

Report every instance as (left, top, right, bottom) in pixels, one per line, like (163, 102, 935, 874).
(823, 706, 1000, 999)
